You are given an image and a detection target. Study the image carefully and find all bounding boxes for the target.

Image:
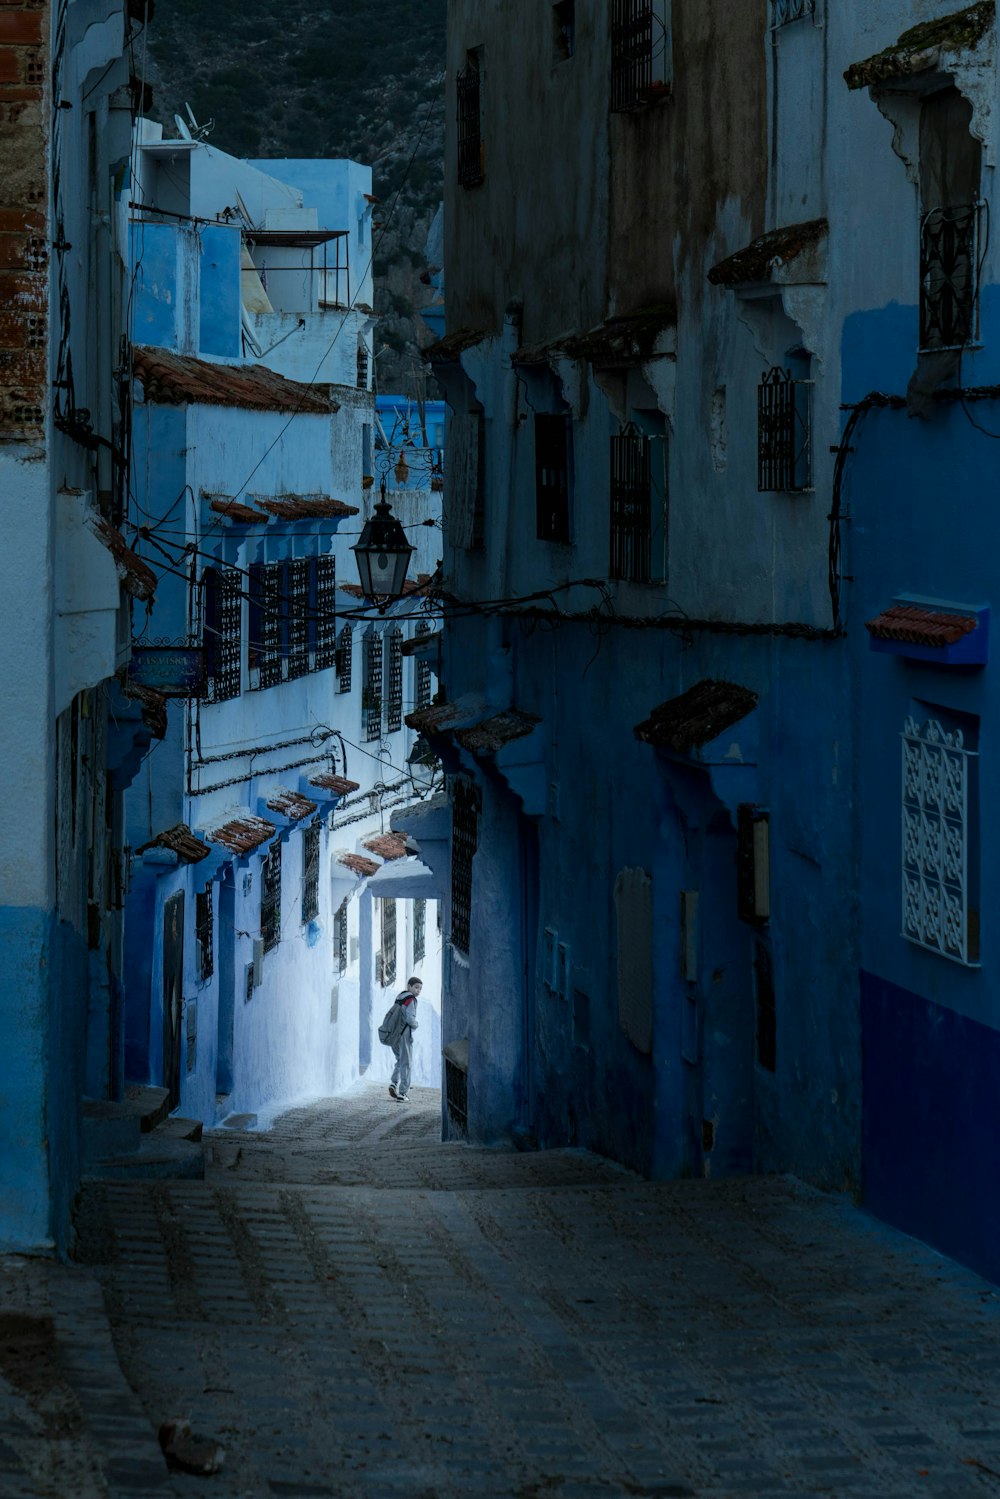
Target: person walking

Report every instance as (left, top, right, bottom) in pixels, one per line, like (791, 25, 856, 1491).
(387, 977, 421, 1102)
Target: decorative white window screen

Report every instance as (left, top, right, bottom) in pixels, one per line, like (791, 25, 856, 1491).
(901, 716, 977, 965)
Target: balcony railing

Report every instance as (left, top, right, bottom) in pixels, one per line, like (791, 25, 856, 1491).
(920, 201, 982, 352)
(770, 0, 815, 29)
(758, 366, 811, 493)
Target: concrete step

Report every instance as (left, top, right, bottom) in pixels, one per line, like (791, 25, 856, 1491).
(82, 1100, 142, 1162)
(157, 1116, 203, 1143)
(124, 1083, 171, 1133)
(83, 1134, 204, 1183)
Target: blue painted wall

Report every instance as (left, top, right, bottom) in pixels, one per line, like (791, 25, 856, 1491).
(199, 225, 241, 359)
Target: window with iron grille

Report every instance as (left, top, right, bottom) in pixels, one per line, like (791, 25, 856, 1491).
(757, 365, 811, 492)
(457, 55, 484, 187)
(356, 339, 369, 390)
(261, 841, 281, 952)
(195, 885, 214, 980)
(376, 897, 397, 987)
(363, 631, 383, 741)
(336, 623, 353, 693)
(250, 561, 284, 689)
(611, 0, 670, 112)
(335, 896, 349, 974)
(203, 567, 242, 702)
(920, 202, 982, 351)
(315, 555, 337, 670)
(770, 0, 814, 27)
(302, 821, 320, 924)
(535, 413, 572, 543)
(451, 778, 479, 954)
(413, 898, 426, 964)
(415, 620, 433, 709)
(386, 628, 403, 732)
(287, 558, 311, 680)
(610, 425, 652, 582)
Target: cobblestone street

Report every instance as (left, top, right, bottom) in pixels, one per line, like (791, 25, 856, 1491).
(6, 1084, 1000, 1497)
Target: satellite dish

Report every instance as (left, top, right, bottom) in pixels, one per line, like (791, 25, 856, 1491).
(185, 102, 200, 132)
(173, 113, 193, 141)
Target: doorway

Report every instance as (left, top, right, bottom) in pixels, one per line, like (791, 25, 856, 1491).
(162, 890, 184, 1110)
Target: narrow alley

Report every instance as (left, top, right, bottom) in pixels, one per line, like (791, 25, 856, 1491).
(3, 1087, 999, 1499)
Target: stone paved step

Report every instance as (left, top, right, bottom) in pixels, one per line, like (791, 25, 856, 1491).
(83, 1134, 204, 1183)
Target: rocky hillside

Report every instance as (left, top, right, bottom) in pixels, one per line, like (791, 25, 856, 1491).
(145, 0, 445, 395)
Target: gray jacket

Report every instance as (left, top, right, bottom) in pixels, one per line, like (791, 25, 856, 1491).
(385, 994, 418, 1049)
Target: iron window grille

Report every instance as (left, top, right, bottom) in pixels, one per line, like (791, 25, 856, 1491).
(457, 60, 484, 187)
(335, 896, 349, 974)
(315, 555, 337, 670)
(415, 621, 433, 709)
(919, 201, 983, 352)
(287, 558, 311, 680)
(386, 628, 403, 732)
(249, 561, 284, 690)
(445, 1057, 468, 1135)
(203, 567, 242, 702)
(356, 340, 369, 390)
(451, 778, 480, 954)
(770, 0, 814, 28)
(413, 897, 426, 963)
(302, 820, 320, 924)
(336, 624, 353, 693)
(261, 840, 282, 953)
(902, 715, 979, 966)
(757, 366, 812, 492)
(363, 631, 383, 741)
(611, 0, 669, 112)
(195, 885, 213, 980)
(535, 413, 572, 543)
(610, 424, 652, 582)
(376, 897, 397, 987)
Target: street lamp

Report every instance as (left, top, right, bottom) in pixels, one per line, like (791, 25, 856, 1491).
(351, 489, 414, 611)
(407, 734, 440, 793)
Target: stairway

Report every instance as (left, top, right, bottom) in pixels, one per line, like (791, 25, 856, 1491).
(82, 1084, 205, 1181)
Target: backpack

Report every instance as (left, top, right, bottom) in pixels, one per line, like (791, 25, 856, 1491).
(378, 994, 410, 1047)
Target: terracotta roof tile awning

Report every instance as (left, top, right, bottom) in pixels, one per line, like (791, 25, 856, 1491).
(206, 812, 277, 855)
(266, 789, 318, 820)
(87, 515, 158, 600)
(207, 496, 260, 524)
(865, 604, 977, 646)
(136, 823, 210, 863)
(556, 304, 676, 366)
(424, 326, 493, 362)
(401, 630, 441, 657)
(634, 679, 759, 753)
(844, 2, 994, 90)
(253, 494, 359, 520)
(338, 852, 380, 878)
(709, 219, 828, 286)
(363, 833, 410, 861)
(132, 346, 337, 414)
(120, 678, 168, 739)
(309, 773, 360, 795)
(405, 700, 467, 735)
(454, 709, 542, 755)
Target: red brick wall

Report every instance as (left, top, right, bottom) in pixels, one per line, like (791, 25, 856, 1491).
(0, 0, 47, 444)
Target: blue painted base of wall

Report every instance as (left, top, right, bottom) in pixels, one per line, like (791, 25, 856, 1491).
(862, 970, 1000, 1284)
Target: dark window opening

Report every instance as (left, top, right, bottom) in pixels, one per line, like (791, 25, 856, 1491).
(413, 898, 426, 963)
(261, 841, 281, 953)
(376, 897, 397, 987)
(363, 631, 383, 741)
(446, 1057, 468, 1134)
(610, 423, 652, 582)
(611, 0, 670, 112)
(286, 558, 311, 680)
(554, 0, 575, 61)
(315, 555, 337, 669)
(386, 627, 403, 732)
(758, 358, 811, 492)
(335, 896, 349, 974)
(451, 778, 480, 953)
(336, 623, 353, 693)
(919, 88, 983, 352)
(415, 620, 433, 709)
(535, 412, 572, 543)
(302, 821, 320, 924)
(203, 566, 242, 702)
(249, 561, 283, 690)
(195, 885, 214, 980)
(457, 51, 484, 188)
